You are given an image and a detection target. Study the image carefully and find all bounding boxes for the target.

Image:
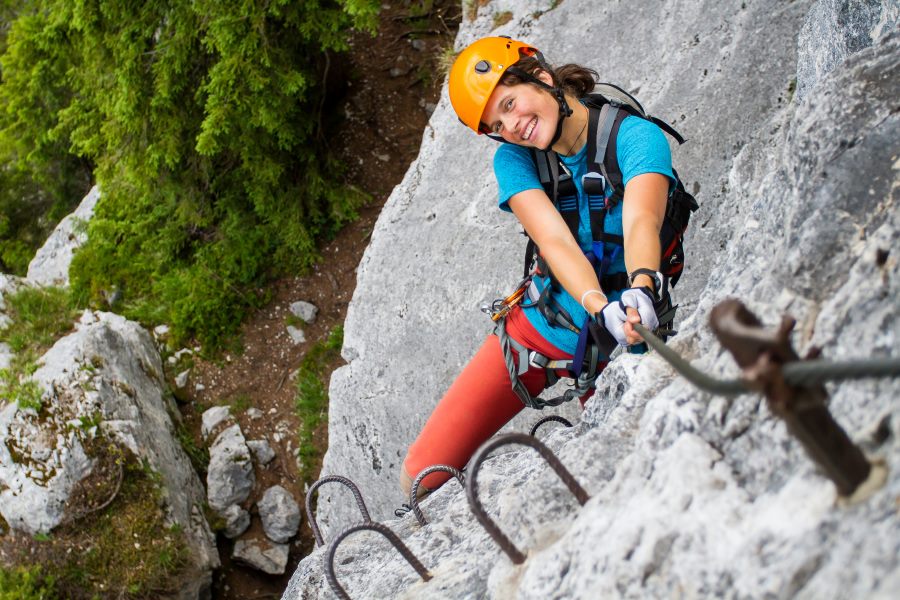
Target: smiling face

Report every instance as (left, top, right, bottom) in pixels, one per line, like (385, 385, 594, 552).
(481, 72, 560, 148)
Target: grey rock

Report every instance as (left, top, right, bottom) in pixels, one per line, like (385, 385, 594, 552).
(206, 424, 254, 511)
(174, 369, 190, 389)
(284, 1, 900, 599)
(411, 39, 426, 51)
(248, 439, 276, 465)
(258, 485, 301, 543)
(796, 0, 899, 101)
(289, 300, 318, 324)
(233, 538, 290, 575)
(220, 504, 250, 539)
(200, 405, 231, 441)
(26, 185, 100, 286)
(0, 309, 219, 590)
(286, 325, 306, 345)
(246, 407, 264, 420)
(0, 341, 11, 370)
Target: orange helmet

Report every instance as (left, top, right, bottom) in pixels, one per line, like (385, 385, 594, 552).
(449, 37, 539, 134)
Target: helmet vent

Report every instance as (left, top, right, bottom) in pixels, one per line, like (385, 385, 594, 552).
(474, 60, 491, 74)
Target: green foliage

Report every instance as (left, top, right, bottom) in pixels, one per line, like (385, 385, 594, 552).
(0, 286, 77, 361)
(0, 565, 56, 600)
(1, 0, 378, 348)
(0, 285, 77, 410)
(294, 325, 343, 482)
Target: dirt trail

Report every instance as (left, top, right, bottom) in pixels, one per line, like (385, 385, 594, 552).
(178, 4, 462, 597)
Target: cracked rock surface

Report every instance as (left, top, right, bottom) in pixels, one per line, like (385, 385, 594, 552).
(285, 0, 900, 598)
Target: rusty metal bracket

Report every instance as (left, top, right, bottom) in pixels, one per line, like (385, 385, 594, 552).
(709, 298, 872, 496)
(325, 521, 432, 599)
(306, 475, 372, 546)
(465, 432, 589, 564)
(529, 415, 574, 437)
(409, 465, 465, 526)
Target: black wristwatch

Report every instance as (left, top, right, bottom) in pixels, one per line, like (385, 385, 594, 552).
(628, 268, 664, 295)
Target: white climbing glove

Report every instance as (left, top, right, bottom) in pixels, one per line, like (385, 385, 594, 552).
(596, 301, 630, 347)
(619, 287, 660, 332)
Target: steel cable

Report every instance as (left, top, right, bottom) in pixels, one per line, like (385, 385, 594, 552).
(633, 324, 900, 396)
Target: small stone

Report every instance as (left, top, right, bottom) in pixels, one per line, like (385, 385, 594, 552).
(153, 325, 170, 338)
(424, 102, 437, 117)
(247, 439, 276, 465)
(389, 67, 406, 78)
(220, 504, 251, 539)
(258, 486, 301, 543)
(232, 538, 290, 575)
(286, 326, 306, 345)
(201, 406, 232, 441)
(194, 383, 206, 392)
(175, 369, 190, 389)
(289, 301, 318, 324)
(246, 407, 264, 420)
(411, 39, 426, 51)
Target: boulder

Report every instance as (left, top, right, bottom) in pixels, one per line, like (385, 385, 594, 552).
(26, 185, 100, 286)
(0, 309, 219, 595)
(206, 424, 254, 511)
(258, 485, 301, 543)
(233, 538, 290, 575)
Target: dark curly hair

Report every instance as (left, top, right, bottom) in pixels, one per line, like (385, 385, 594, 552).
(499, 56, 598, 98)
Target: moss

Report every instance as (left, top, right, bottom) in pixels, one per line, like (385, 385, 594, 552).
(0, 565, 57, 599)
(176, 423, 209, 477)
(0, 286, 77, 413)
(1, 446, 190, 599)
(294, 325, 344, 483)
(492, 11, 512, 28)
(226, 393, 252, 415)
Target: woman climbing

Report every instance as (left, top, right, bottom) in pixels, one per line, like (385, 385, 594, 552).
(400, 36, 696, 496)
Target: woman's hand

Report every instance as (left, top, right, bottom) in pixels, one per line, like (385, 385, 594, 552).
(620, 287, 658, 344)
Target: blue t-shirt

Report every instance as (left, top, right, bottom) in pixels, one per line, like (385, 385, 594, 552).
(494, 114, 675, 354)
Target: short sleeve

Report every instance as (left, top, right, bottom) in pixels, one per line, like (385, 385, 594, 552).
(616, 116, 675, 190)
(493, 143, 543, 212)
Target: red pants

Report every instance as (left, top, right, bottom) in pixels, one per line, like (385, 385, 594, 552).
(402, 307, 594, 489)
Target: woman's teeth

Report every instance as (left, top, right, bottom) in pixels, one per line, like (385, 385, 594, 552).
(524, 117, 536, 140)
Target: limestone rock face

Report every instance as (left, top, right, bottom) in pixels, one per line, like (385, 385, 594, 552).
(796, 0, 899, 101)
(0, 310, 219, 596)
(285, 0, 900, 598)
(26, 185, 100, 286)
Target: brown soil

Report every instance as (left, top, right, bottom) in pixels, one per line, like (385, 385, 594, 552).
(177, 3, 463, 599)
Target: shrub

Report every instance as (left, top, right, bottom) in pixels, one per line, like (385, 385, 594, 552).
(0, 0, 379, 349)
(0, 565, 56, 600)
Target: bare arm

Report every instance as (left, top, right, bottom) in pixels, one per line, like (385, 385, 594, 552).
(508, 188, 609, 314)
(621, 172, 670, 342)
